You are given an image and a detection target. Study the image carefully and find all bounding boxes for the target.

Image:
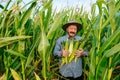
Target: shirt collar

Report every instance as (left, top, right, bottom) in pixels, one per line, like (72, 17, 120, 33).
(65, 34, 77, 40)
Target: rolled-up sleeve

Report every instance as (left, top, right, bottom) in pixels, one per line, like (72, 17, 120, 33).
(84, 49, 88, 56)
(53, 39, 62, 57)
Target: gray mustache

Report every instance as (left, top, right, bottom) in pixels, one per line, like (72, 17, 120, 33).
(70, 32, 75, 34)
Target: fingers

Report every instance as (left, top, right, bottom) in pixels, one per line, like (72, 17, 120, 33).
(79, 48, 84, 51)
(74, 50, 79, 57)
(62, 49, 69, 57)
(61, 49, 84, 57)
(74, 49, 84, 57)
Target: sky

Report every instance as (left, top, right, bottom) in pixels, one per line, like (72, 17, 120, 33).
(0, 0, 97, 13)
(52, 0, 96, 12)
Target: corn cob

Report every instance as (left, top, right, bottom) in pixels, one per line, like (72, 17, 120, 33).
(65, 39, 69, 64)
(69, 40, 79, 62)
(75, 39, 85, 62)
(61, 38, 69, 65)
(68, 39, 74, 57)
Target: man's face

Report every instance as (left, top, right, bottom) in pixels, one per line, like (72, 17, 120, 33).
(66, 25, 77, 38)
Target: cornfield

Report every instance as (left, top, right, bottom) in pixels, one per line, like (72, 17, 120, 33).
(0, 0, 120, 80)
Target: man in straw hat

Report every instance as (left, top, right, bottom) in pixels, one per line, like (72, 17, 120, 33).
(53, 21, 88, 80)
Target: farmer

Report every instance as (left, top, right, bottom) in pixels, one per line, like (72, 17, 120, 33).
(53, 21, 88, 80)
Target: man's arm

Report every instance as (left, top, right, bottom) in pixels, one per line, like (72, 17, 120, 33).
(53, 39, 62, 57)
(53, 39, 69, 57)
(84, 49, 88, 56)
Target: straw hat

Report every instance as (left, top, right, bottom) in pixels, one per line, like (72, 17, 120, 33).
(62, 20, 82, 32)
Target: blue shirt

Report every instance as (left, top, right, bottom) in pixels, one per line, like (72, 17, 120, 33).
(53, 35, 88, 78)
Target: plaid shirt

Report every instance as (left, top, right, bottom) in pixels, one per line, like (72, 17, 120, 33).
(53, 35, 88, 78)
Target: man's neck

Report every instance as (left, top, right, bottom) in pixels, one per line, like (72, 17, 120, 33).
(68, 36, 75, 39)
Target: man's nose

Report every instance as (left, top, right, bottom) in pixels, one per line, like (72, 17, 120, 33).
(71, 29, 76, 32)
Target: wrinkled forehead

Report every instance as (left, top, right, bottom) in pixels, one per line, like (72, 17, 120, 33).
(67, 25, 77, 29)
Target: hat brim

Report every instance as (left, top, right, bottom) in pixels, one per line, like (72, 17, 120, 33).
(62, 22, 82, 32)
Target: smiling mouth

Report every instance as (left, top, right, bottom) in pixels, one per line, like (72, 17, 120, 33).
(70, 32, 75, 34)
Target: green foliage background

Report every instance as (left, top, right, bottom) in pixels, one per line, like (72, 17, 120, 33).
(0, 0, 120, 80)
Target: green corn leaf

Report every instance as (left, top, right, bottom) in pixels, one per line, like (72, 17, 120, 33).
(97, 0, 102, 15)
(21, 1, 33, 10)
(44, 4, 52, 30)
(0, 36, 32, 48)
(40, 0, 53, 12)
(102, 69, 108, 80)
(4, 0, 11, 11)
(47, 12, 66, 39)
(104, 43, 120, 57)
(98, 27, 120, 56)
(38, 30, 49, 80)
(96, 43, 120, 79)
(91, 3, 96, 17)
(18, 1, 36, 31)
(111, 53, 120, 68)
(5, 49, 26, 59)
(38, 31, 50, 55)
(0, 4, 4, 9)
(101, 0, 120, 30)
(97, 0, 107, 15)
(34, 72, 41, 80)
(25, 36, 40, 68)
(113, 73, 120, 80)
(0, 9, 12, 34)
(0, 73, 5, 80)
(10, 68, 22, 80)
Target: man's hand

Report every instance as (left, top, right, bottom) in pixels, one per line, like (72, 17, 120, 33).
(75, 48, 84, 58)
(61, 49, 69, 57)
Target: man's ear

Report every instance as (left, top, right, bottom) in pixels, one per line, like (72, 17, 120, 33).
(66, 27, 69, 32)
